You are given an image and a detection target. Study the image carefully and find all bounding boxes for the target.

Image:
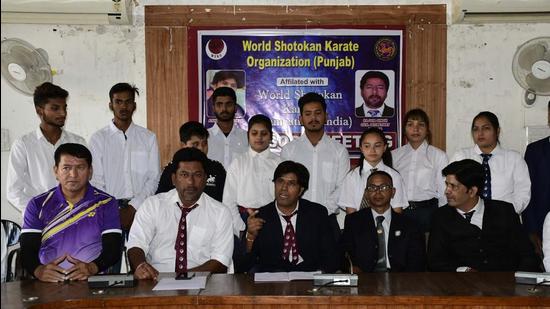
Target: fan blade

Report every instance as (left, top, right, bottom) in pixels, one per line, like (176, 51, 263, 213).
(526, 73, 550, 96)
(517, 44, 546, 72)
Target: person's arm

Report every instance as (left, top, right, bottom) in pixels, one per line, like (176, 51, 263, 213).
(203, 206, 234, 273)
(326, 147, 350, 214)
(427, 213, 457, 272)
(338, 170, 359, 213)
(130, 134, 161, 209)
(188, 260, 227, 273)
(222, 160, 246, 236)
(128, 247, 159, 280)
(435, 149, 449, 206)
(508, 205, 542, 272)
(6, 139, 34, 213)
(88, 133, 107, 191)
(391, 172, 409, 211)
(319, 208, 340, 273)
(511, 153, 531, 214)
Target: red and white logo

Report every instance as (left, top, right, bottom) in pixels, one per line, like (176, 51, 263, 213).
(206, 39, 227, 60)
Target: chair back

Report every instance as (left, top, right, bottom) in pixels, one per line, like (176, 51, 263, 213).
(2, 219, 22, 282)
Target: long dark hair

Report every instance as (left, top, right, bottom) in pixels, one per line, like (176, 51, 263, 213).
(357, 127, 393, 176)
(403, 108, 431, 144)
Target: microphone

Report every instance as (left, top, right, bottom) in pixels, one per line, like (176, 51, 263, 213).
(312, 252, 358, 288)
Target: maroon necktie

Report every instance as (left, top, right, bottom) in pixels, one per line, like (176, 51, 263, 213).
(281, 213, 299, 265)
(174, 203, 198, 274)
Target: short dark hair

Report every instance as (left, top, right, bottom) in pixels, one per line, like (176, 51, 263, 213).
(33, 82, 69, 108)
(360, 71, 389, 90)
(442, 159, 484, 195)
(211, 71, 244, 88)
(109, 83, 139, 101)
(298, 92, 327, 114)
(367, 170, 393, 186)
(273, 161, 310, 195)
(472, 111, 500, 143)
(212, 86, 237, 104)
(54, 143, 92, 167)
(248, 114, 273, 139)
(170, 147, 208, 174)
(179, 121, 209, 143)
(404, 108, 432, 144)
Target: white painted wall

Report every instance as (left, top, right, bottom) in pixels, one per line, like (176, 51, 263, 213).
(1, 1, 549, 224)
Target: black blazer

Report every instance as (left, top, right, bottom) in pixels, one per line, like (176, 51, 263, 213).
(355, 104, 395, 117)
(522, 137, 550, 238)
(242, 199, 340, 273)
(341, 208, 426, 272)
(428, 199, 541, 272)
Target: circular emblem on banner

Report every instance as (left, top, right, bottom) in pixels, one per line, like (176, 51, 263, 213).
(206, 39, 227, 60)
(374, 38, 397, 61)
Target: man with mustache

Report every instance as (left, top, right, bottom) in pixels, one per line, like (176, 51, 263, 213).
(281, 92, 350, 242)
(356, 71, 395, 118)
(128, 148, 233, 278)
(6, 82, 86, 214)
(207, 87, 248, 169)
(88, 83, 160, 272)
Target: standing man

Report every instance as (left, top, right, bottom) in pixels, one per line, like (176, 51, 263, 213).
(89, 83, 160, 232)
(355, 71, 394, 118)
(207, 87, 248, 169)
(241, 161, 339, 273)
(156, 121, 226, 202)
(428, 159, 541, 272)
(20, 143, 122, 282)
(342, 171, 425, 273)
(6, 82, 86, 213)
(281, 92, 350, 239)
(128, 148, 233, 278)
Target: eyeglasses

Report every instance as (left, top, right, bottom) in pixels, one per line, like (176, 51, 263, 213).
(365, 184, 393, 193)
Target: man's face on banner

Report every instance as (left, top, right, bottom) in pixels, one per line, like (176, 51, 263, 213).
(361, 77, 388, 109)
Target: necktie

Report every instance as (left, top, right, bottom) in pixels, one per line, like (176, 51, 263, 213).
(480, 154, 492, 200)
(281, 213, 299, 265)
(174, 203, 198, 274)
(368, 110, 380, 117)
(464, 210, 475, 223)
(374, 215, 387, 272)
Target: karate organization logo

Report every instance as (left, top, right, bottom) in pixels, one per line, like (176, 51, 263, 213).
(206, 38, 227, 60)
(374, 38, 397, 61)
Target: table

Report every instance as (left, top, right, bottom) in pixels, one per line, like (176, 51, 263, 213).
(2, 272, 549, 308)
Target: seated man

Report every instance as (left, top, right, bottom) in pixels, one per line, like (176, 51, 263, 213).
(341, 171, 426, 272)
(428, 159, 541, 272)
(156, 121, 226, 202)
(20, 143, 122, 282)
(128, 148, 233, 279)
(241, 161, 339, 273)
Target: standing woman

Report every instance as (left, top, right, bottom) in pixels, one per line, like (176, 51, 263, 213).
(339, 127, 408, 214)
(223, 114, 281, 236)
(451, 111, 530, 214)
(392, 109, 448, 233)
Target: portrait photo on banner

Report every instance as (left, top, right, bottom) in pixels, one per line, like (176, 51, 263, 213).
(205, 69, 247, 118)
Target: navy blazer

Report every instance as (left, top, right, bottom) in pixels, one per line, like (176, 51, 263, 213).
(341, 208, 426, 272)
(428, 199, 541, 272)
(242, 199, 340, 273)
(522, 137, 550, 237)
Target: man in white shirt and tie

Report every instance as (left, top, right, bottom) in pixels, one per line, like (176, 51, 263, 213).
(89, 83, 160, 232)
(207, 87, 248, 169)
(6, 82, 86, 214)
(281, 92, 350, 241)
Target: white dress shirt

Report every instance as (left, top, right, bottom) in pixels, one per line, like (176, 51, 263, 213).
(207, 123, 248, 169)
(6, 128, 86, 213)
(127, 190, 233, 272)
(223, 148, 281, 236)
(392, 141, 448, 206)
(281, 133, 350, 215)
(543, 213, 550, 272)
(89, 121, 160, 209)
(339, 160, 409, 211)
(455, 198, 485, 230)
(371, 207, 392, 268)
(451, 145, 531, 214)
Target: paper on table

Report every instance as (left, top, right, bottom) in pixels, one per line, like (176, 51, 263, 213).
(254, 271, 320, 282)
(152, 275, 207, 291)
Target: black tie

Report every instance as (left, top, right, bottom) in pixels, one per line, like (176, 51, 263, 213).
(464, 210, 475, 223)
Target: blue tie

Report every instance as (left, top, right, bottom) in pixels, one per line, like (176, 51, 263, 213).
(480, 154, 492, 200)
(368, 110, 380, 117)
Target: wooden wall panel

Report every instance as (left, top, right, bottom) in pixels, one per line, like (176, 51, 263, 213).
(145, 5, 447, 165)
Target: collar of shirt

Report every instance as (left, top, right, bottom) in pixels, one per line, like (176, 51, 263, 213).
(298, 131, 329, 148)
(35, 127, 68, 145)
(407, 140, 429, 153)
(370, 206, 392, 230)
(362, 104, 384, 117)
(210, 122, 239, 138)
(364, 159, 385, 171)
(455, 197, 485, 229)
(168, 190, 205, 212)
(108, 120, 136, 135)
(248, 147, 272, 159)
(473, 144, 503, 156)
(53, 182, 95, 208)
